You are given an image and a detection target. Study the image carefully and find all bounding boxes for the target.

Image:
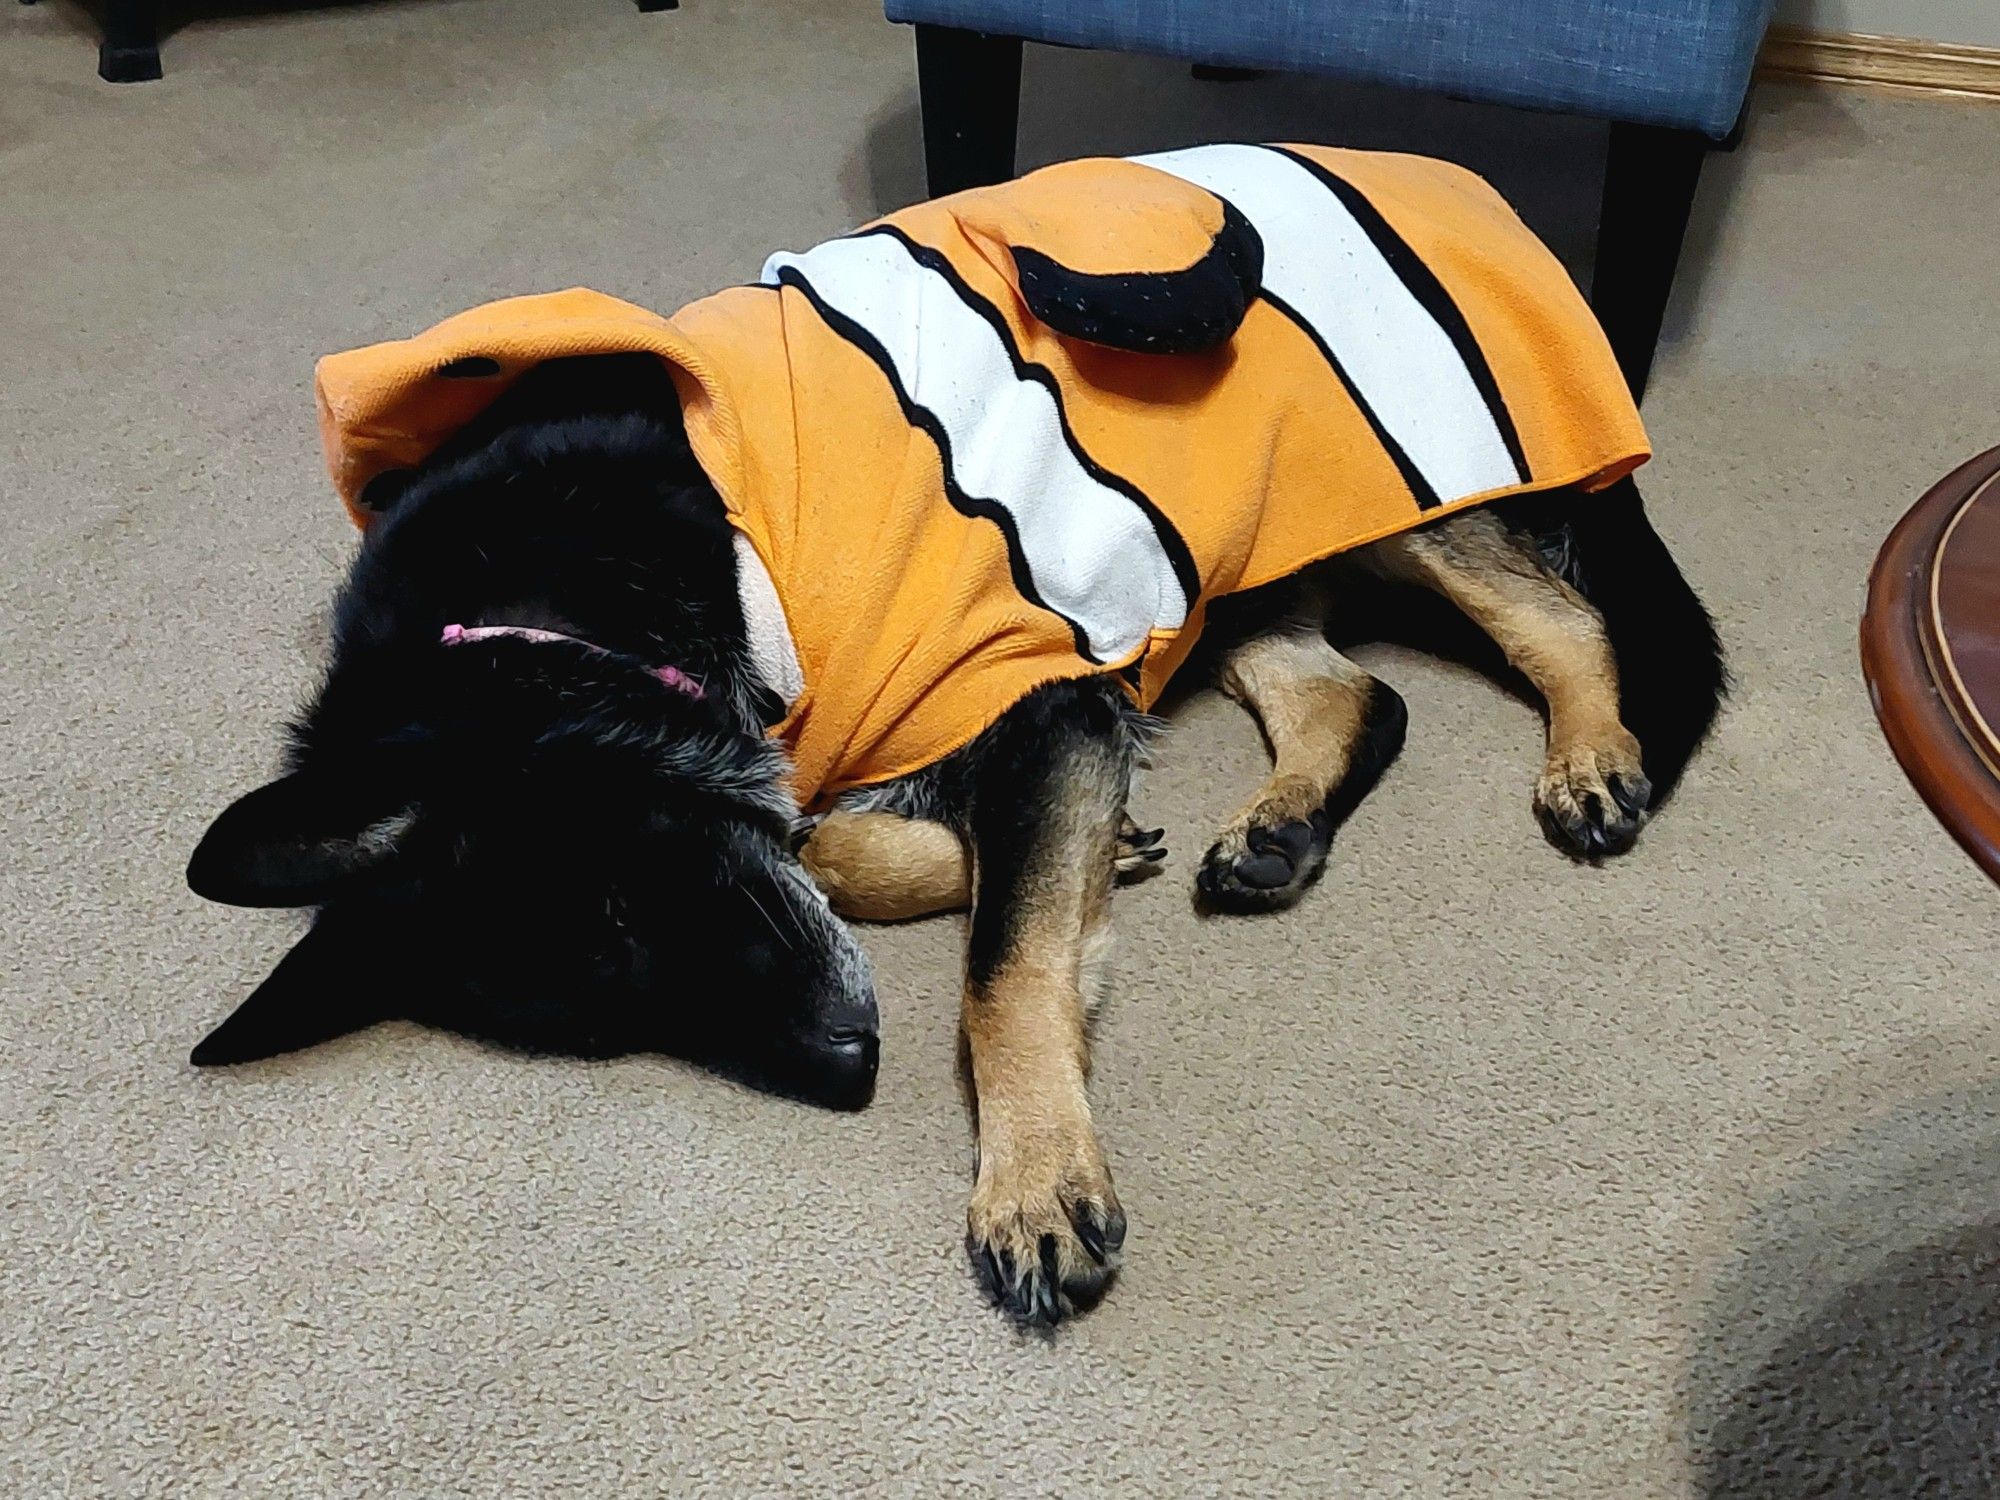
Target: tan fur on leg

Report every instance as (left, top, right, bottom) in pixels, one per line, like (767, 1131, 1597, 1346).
(1218, 624, 1380, 830)
(798, 811, 969, 921)
(961, 718, 1128, 1323)
(1199, 613, 1401, 910)
(1364, 508, 1649, 852)
(963, 929, 1123, 1321)
(801, 809, 1162, 922)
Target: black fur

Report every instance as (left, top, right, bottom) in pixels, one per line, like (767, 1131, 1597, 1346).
(1327, 679, 1411, 828)
(1507, 478, 1727, 803)
(188, 367, 876, 1107)
(957, 677, 1138, 989)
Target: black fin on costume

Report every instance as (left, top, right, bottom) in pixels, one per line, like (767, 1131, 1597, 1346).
(1011, 201, 1264, 355)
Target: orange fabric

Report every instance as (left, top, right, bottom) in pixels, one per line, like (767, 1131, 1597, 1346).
(944, 155, 1231, 277)
(315, 146, 1648, 810)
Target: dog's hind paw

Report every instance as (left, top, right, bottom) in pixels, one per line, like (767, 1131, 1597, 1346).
(1196, 809, 1330, 913)
(1536, 730, 1651, 859)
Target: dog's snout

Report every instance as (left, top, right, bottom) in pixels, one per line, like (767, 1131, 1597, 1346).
(796, 988, 880, 1106)
(826, 1029, 880, 1075)
(794, 1023, 878, 1111)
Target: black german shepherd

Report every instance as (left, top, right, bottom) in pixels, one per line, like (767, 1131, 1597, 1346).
(187, 351, 1721, 1324)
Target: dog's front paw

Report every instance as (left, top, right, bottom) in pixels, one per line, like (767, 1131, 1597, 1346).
(966, 1130, 1125, 1325)
(1196, 808, 1330, 913)
(1536, 728, 1651, 858)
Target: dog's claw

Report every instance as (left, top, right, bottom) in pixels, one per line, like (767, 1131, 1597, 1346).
(1115, 817, 1169, 881)
(1607, 772, 1650, 819)
(973, 1243, 1008, 1302)
(1075, 1213, 1108, 1266)
(967, 1155, 1124, 1326)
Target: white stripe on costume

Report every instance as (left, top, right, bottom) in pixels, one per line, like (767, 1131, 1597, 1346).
(760, 230, 1190, 665)
(1131, 143, 1521, 505)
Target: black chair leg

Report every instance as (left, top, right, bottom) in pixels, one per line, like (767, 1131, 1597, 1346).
(1592, 120, 1709, 403)
(99, 0, 162, 82)
(915, 24, 1021, 197)
(636, 0, 678, 10)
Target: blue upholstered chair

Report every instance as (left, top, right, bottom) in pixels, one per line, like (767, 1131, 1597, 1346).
(885, 0, 1776, 399)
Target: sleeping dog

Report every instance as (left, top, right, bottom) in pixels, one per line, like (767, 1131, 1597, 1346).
(187, 144, 1723, 1323)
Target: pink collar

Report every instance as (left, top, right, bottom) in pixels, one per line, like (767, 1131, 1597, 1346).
(440, 622, 704, 699)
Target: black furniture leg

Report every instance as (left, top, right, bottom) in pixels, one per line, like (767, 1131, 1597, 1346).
(915, 24, 1021, 196)
(1592, 120, 1709, 403)
(99, 0, 162, 82)
(636, 0, 679, 10)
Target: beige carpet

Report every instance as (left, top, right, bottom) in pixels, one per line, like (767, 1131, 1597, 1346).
(7, 2, 2000, 1493)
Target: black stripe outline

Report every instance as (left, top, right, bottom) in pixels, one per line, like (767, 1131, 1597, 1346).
(1260, 288, 1441, 512)
(862, 225, 1205, 616)
(768, 264, 1098, 662)
(769, 223, 1203, 661)
(1265, 145, 1531, 487)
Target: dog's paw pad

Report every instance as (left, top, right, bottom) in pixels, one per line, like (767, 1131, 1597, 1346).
(1196, 813, 1329, 913)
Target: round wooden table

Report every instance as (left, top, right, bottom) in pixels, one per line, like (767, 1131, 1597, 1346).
(1862, 444, 2000, 883)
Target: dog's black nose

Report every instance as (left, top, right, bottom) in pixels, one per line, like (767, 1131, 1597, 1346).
(800, 1027, 879, 1111)
(820, 1027, 880, 1078)
(816, 990, 880, 1064)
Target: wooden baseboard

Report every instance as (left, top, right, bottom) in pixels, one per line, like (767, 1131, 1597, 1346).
(1759, 26, 2000, 100)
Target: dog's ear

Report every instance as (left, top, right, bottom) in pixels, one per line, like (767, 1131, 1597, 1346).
(190, 908, 394, 1067)
(187, 771, 417, 908)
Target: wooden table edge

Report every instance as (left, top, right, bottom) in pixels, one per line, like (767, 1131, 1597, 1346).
(1861, 443, 2000, 884)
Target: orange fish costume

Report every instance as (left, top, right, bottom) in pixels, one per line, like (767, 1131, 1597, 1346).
(315, 144, 1648, 810)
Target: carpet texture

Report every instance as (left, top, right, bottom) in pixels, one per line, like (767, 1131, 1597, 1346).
(5, 2, 2000, 1494)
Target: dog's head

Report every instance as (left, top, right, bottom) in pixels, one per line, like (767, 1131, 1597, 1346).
(186, 401, 879, 1108)
(188, 642, 878, 1108)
